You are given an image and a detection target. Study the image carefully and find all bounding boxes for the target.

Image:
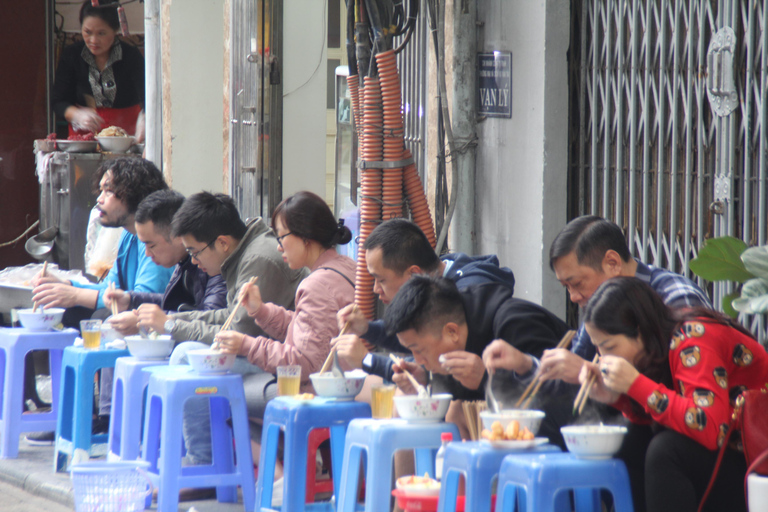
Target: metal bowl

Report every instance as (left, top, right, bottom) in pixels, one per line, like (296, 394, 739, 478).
(56, 140, 98, 153)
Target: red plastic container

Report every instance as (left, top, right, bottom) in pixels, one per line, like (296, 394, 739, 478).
(391, 490, 496, 512)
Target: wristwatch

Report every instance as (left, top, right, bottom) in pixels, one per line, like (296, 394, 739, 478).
(163, 319, 176, 334)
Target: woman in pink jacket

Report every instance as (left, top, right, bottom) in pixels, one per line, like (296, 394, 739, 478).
(215, 190, 356, 412)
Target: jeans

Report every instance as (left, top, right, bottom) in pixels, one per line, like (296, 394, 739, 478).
(170, 341, 272, 466)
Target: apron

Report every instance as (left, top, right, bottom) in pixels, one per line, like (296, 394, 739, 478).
(68, 104, 142, 138)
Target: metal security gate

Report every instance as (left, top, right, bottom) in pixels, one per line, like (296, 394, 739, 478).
(568, 0, 767, 341)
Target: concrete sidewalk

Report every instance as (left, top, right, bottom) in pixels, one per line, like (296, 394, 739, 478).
(0, 439, 251, 512)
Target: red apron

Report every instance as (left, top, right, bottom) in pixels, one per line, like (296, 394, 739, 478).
(68, 104, 143, 138)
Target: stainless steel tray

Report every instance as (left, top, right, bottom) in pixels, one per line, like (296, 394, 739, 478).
(56, 140, 99, 153)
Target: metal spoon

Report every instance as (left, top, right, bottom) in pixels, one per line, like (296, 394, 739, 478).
(331, 350, 345, 378)
(486, 370, 500, 413)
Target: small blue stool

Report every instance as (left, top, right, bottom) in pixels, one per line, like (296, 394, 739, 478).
(107, 356, 168, 461)
(496, 452, 634, 512)
(141, 366, 255, 512)
(438, 441, 561, 512)
(54, 346, 129, 471)
(0, 328, 77, 458)
(256, 396, 371, 512)
(337, 418, 461, 512)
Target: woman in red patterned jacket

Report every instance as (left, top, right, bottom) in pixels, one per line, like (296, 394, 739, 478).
(581, 276, 768, 512)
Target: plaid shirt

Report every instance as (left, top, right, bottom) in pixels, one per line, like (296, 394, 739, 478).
(571, 259, 712, 360)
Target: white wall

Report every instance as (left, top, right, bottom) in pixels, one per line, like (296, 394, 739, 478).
(281, 0, 327, 198)
(168, 0, 225, 195)
(475, 0, 570, 317)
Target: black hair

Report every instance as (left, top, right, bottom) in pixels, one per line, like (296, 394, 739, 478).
(170, 192, 247, 242)
(363, 219, 440, 274)
(95, 157, 167, 214)
(135, 189, 185, 240)
(79, 0, 120, 32)
(384, 276, 466, 336)
(549, 216, 632, 271)
(271, 191, 351, 248)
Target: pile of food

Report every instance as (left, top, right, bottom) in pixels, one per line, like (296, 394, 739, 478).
(45, 132, 96, 142)
(396, 474, 441, 491)
(98, 126, 128, 137)
(294, 393, 315, 400)
(481, 419, 535, 441)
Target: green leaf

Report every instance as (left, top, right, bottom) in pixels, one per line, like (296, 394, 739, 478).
(689, 236, 754, 282)
(721, 291, 740, 319)
(732, 278, 768, 314)
(741, 277, 768, 299)
(742, 246, 768, 279)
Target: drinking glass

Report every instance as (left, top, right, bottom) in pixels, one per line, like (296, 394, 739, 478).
(80, 319, 103, 350)
(277, 365, 302, 396)
(371, 384, 396, 419)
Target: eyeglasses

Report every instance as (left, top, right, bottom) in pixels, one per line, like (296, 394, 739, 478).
(186, 239, 216, 260)
(276, 232, 294, 248)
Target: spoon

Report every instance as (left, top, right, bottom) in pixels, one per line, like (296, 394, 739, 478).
(486, 370, 500, 413)
(331, 350, 345, 378)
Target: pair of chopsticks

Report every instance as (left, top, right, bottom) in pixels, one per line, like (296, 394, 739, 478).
(32, 261, 49, 313)
(389, 353, 428, 396)
(109, 282, 119, 317)
(212, 276, 257, 350)
(462, 400, 487, 441)
(319, 304, 358, 374)
(573, 353, 601, 415)
(514, 330, 576, 409)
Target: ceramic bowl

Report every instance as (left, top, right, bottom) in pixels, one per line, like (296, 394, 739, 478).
(309, 369, 367, 399)
(17, 308, 65, 331)
(479, 409, 546, 436)
(560, 424, 628, 459)
(96, 136, 134, 153)
(393, 393, 453, 422)
(395, 474, 441, 497)
(124, 335, 174, 360)
(187, 348, 236, 374)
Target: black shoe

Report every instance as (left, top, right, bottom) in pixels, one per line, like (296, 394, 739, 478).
(92, 415, 110, 435)
(24, 431, 55, 446)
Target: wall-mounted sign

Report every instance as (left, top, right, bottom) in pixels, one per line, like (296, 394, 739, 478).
(478, 52, 512, 118)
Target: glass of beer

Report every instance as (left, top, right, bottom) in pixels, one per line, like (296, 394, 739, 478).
(80, 319, 103, 350)
(371, 384, 396, 419)
(277, 365, 301, 396)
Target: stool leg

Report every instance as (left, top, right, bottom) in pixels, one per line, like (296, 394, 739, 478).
(414, 447, 437, 477)
(227, 393, 255, 512)
(209, 396, 237, 503)
(0, 347, 21, 459)
(366, 444, 394, 512)
(337, 444, 363, 512)
(283, 420, 309, 512)
(108, 378, 124, 458)
(573, 489, 599, 511)
(72, 365, 94, 457)
(466, 469, 494, 512)
(48, 349, 63, 422)
(328, 424, 347, 507)
(54, 365, 76, 471)
(256, 422, 281, 509)
(497, 481, 518, 512)
(157, 396, 184, 512)
(438, 468, 461, 512)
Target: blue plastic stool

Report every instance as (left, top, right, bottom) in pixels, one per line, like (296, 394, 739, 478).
(0, 328, 77, 458)
(337, 418, 461, 512)
(496, 452, 634, 512)
(141, 366, 255, 512)
(54, 346, 129, 471)
(107, 356, 168, 461)
(256, 396, 371, 512)
(438, 441, 561, 512)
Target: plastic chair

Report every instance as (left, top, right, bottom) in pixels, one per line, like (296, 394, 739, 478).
(54, 346, 130, 471)
(306, 428, 333, 502)
(438, 440, 561, 512)
(496, 452, 634, 512)
(256, 396, 371, 512)
(337, 418, 460, 512)
(141, 366, 255, 512)
(0, 327, 77, 459)
(107, 356, 168, 461)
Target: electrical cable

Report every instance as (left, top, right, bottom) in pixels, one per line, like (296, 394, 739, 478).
(0, 221, 40, 248)
(283, 0, 327, 97)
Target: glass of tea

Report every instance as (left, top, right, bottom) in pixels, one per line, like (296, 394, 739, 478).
(80, 319, 103, 350)
(276, 365, 302, 396)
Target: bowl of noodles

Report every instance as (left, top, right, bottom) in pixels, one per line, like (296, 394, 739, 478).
(97, 126, 134, 153)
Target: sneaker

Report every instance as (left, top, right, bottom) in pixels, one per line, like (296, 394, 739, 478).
(24, 431, 55, 446)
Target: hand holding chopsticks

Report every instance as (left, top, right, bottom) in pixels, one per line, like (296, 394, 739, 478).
(389, 353, 429, 397)
(320, 304, 357, 374)
(33, 262, 49, 313)
(573, 353, 601, 415)
(515, 330, 576, 409)
(213, 276, 258, 350)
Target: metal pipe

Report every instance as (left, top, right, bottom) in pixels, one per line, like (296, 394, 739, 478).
(144, 0, 162, 165)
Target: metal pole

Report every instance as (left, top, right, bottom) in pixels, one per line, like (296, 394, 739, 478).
(144, 0, 162, 166)
(448, 0, 477, 254)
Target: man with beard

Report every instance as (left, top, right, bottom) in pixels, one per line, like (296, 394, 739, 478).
(32, 157, 173, 326)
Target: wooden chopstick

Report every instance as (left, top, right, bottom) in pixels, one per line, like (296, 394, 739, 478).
(213, 276, 257, 350)
(389, 353, 427, 395)
(33, 262, 49, 313)
(515, 330, 576, 408)
(573, 353, 601, 415)
(319, 305, 358, 375)
(109, 282, 118, 317)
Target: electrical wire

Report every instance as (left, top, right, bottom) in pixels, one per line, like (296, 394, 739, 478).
(283, 0, 327, 97)
(0, 221, 40, 248)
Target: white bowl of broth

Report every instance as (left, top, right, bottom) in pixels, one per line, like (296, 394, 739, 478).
(560, 424, 628, 459)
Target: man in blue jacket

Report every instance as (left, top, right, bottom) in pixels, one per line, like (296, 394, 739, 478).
(333, 218, 516, 381)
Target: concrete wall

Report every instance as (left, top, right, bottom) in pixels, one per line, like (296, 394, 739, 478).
(475, 0, 569, 317)
(168, 0, 226, 196)
(281, 0, 328, 198)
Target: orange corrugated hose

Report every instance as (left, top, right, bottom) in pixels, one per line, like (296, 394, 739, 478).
(376, 50, 404, 222)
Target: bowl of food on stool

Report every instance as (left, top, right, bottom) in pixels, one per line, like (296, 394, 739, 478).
(17, 307, 65, 331)
(96, 126, 134, 153)
(309, 369, 367, 400)
(560, 424, 628, 459)
(187, 348, 236, 374)
(125, 334, 174, 360)
(393, 394, 453, 422)
(479, 409, 547, 447)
